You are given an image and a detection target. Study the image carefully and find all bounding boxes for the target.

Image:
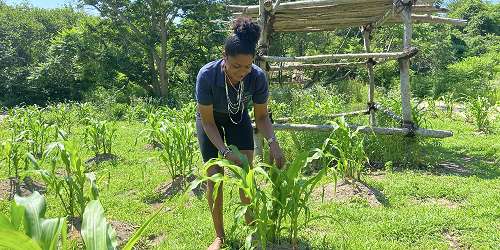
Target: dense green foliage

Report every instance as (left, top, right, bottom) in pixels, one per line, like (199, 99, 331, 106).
(1, 0, 498, 107)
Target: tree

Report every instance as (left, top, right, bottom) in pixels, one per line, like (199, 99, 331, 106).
(81, 0, 221, 97)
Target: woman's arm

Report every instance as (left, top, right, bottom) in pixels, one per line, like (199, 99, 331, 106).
(254, 103, 285, 168)
(198, 104, 241, 164)
(199, 104, 226, 151)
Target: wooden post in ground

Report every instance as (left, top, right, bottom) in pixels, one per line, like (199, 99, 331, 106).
(253, 0, 272, 161)
(399, 0, 416, 166)
(399, 0, 413, 128)
(362, 25, 376, 126)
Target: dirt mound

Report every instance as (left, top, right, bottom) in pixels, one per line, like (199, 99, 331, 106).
(313, 179, 386, 207)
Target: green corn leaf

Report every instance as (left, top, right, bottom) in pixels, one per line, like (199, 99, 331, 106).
(10, 202, 25, 231)
(26, 153, 40, 170)
(188, 178, 204, 192)
(81, 200, 110, 250)
(14, 191, 45, 241)
(122, 199, 166, 250)
(40, 217, 65, 250)
(0, 214, 14, 230)
(0, 229, 42, 250)
(286, 151, 309, 181)
(228, 145, 249, 169)
(85, 172, 99, 200)
(106, 223, 118, 250)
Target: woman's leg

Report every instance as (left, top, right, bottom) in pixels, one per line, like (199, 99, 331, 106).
(207, 165, 224, 239)
(196, 115, 225, 249)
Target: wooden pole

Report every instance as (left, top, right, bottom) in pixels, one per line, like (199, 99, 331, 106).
(254, 123, 453, 138)
(373, 103, 404, 124)
(253, 0, 272, 160)
(362, 25, 376, 126)
(274, 109, 369, 123)
(260, 48, 418, 63)
(399, 1, 413, 127)
(268, 61, 365, 71)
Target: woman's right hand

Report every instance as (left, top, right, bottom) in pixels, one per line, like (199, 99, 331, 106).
(225, 151, 242, 166)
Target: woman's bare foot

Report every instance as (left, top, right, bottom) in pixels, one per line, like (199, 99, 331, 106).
(207, 237, 224, 250)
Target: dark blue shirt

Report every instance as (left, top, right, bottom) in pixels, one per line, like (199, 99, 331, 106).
(195, 59, 269, 113)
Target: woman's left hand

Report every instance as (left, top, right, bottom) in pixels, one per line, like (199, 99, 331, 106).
(269, 141, 285, 168)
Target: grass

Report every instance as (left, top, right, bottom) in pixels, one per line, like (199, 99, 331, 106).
(0, 111, 499, 249)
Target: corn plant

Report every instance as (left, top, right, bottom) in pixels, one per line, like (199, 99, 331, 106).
(28, 142, 99, 218)
(411, 98, 429, 128)
(45, 103, 77, 134)
(157, 120, 197, 184)
(26, 121, 57, 159)
(84, 119, 117, 157)
(425, 97, 438, 117)
(76, 102, 98, 125)
(6, 106, 58, 158)
(1, 132, 27, 196)
(0, 191, 67, 250)
(325, 117, 368, 180)
(190, 150, 271, 249)
(466, 95, 492, 132)
(439, 93, 455, 118)
(81, 198, 164, 250)
(136, 109, 164, 147)
(191, 146, 327, 249)
(265, 151, 327, 247)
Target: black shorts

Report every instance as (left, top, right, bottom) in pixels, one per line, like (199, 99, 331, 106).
(196, 111, 254, 162)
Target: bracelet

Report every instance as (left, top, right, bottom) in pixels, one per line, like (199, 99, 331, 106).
(265, 135, 277, 146)
(219, 147, 231, 157)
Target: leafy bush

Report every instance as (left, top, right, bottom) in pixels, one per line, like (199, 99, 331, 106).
(434, 51, 500, 99)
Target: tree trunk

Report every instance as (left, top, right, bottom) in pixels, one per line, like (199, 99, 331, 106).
(148, 48, 161, 96)
(158, 16, 168, 97)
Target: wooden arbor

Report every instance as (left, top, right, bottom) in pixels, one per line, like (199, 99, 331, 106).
(227, 0, 466, 157)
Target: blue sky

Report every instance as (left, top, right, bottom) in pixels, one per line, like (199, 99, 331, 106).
(6, 0, 76, 9)
(5, 0, 500, 9)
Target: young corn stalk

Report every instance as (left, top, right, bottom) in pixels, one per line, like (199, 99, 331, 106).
(84, 119, 117, 157)
(1, 132, 27, 197)
(326, 117, 368, 181)
(28, 141, 99, 218)
(157, 119, 197, 185)
(45, 102, 76, 134)
(425, 97, 438, 118)
(439, 93, 455, 118)
(136, 109, 165, 147)
(466, 95, 492, 132)
(191, 146, 328, 249)
(9, 106, 58, 158)
(412, 98, 429, 128)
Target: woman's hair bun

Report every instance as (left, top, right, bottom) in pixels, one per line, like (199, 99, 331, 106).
(231, 17, 261, 46)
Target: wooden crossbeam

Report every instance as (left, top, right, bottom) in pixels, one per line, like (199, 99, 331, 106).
(228, 0, 384, 14)
(262, 123, 453, 138)
(274, 109, 370, 123)
(260, 47, 418, 63)
(268, 62, 366, 71)
(373, 103, 404, 123)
